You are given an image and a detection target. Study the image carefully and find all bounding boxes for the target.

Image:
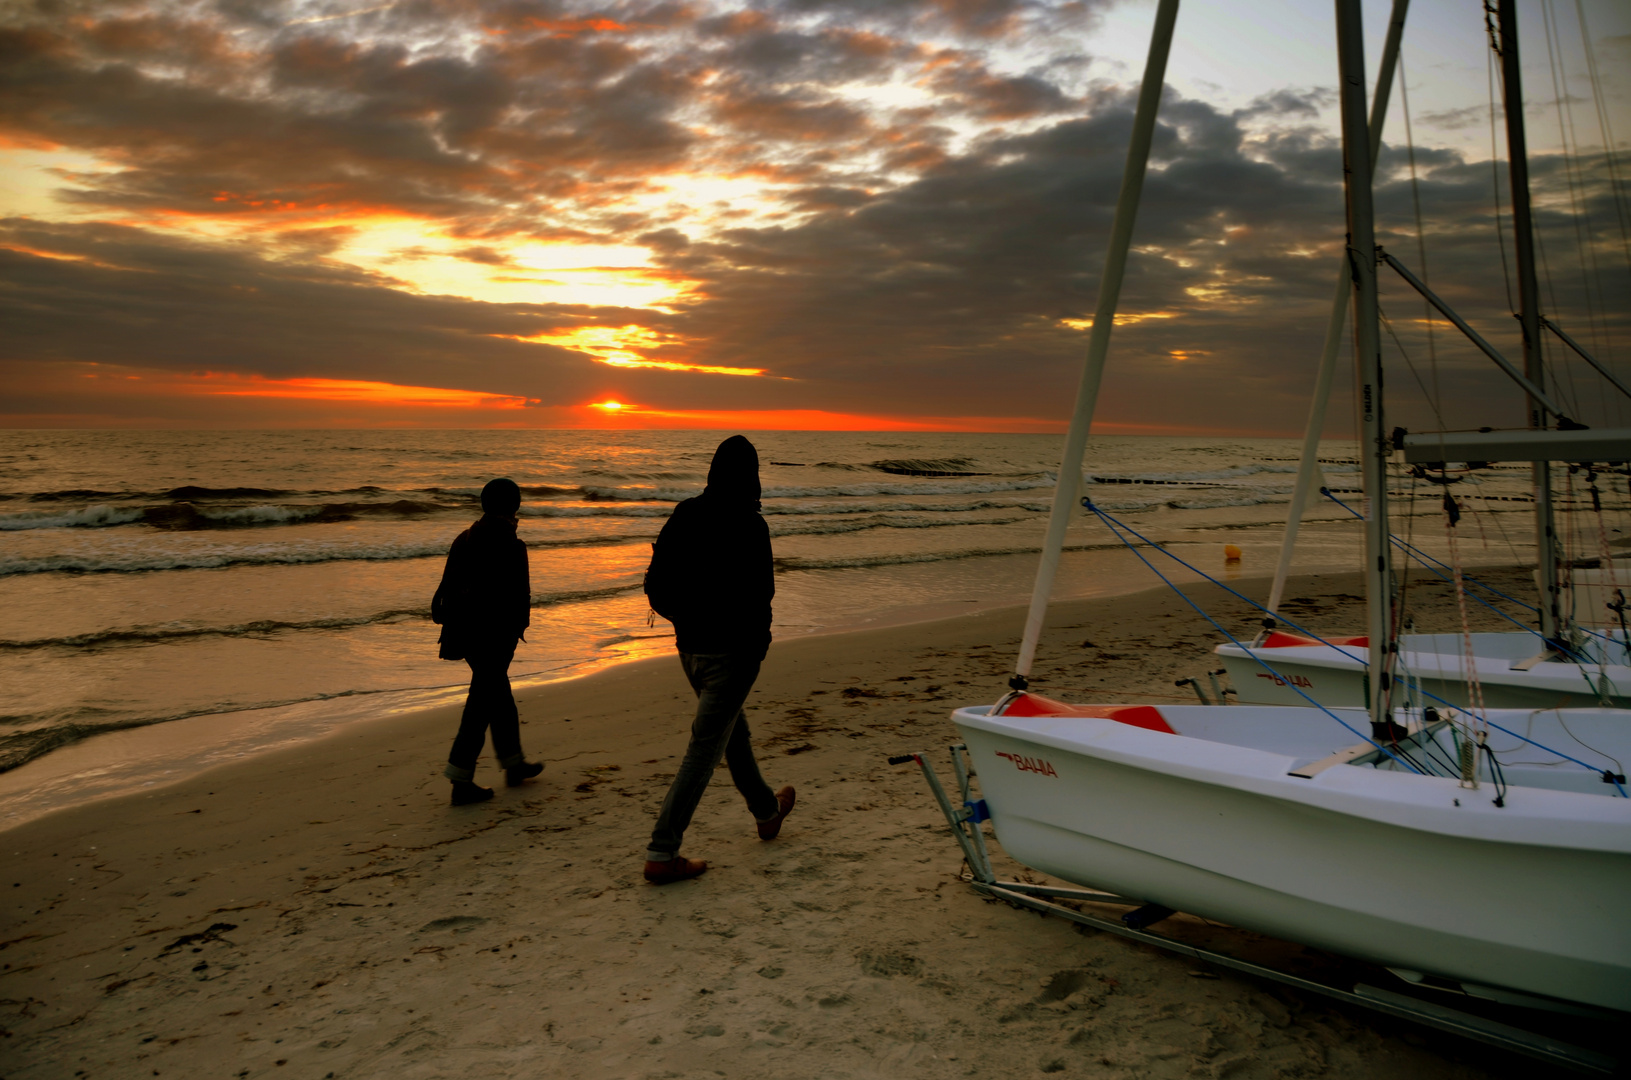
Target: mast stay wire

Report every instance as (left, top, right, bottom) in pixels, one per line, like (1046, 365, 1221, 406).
(1080, 499, 1628, 794)
(1572, 0, 1631, 276)
(1391, 54, 1534, 582)
(1397, 50, 1444, 417)
(1483, 11, 1516, 316)
(1379, 305, 1447, 429)
(1568, 0, 1630, 432)
(1538, 0, 1608, 427)
(1322, 486, 1629, 657)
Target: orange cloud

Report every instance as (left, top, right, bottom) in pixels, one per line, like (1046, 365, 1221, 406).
(181, 373, 535, 409)
(489, 16, 631, 37)
(0, 243, 128, 271)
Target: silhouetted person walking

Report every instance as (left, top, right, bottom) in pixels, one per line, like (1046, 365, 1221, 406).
(433, 477, 544, 806)
(641, 435, 795, 884)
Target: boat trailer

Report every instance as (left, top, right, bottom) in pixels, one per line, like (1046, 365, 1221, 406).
(891, 744, 1623, 1076)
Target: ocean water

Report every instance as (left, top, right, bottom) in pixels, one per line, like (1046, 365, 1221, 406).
(1, 428, 1571, 819)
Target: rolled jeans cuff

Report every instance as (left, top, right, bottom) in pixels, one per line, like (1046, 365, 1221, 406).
(498, 751, 527, 770)
(444, 762, 476, 783)
(645, 848, 678, 863)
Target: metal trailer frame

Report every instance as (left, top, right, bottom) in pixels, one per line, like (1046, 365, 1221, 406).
(890, 744, 1622, 1076)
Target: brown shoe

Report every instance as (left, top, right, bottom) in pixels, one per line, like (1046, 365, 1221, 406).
(643, 856, 707, 885)
(756, 785, 796, 840)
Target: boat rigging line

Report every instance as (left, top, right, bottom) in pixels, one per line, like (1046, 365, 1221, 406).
(1541, 316, 1631, 401)
(1570, 0, 1631, 266)
(1262, 0, 1410, 622)
(1397, 48, 1445, 421)
(1378, 251, 1574, 424)
(1080, 497, 1629, 797)
(1081, 499, 1421, 773)
(1319, 485, 1631, 666)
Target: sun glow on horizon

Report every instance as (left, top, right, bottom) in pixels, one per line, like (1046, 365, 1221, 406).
(570, 402, 1069, 432)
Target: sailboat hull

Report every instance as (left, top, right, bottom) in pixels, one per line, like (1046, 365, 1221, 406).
(1216, 633, 1631, 709)
(953, 704, 1631, 1011)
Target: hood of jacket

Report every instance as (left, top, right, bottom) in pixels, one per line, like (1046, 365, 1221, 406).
(704, 434, 761, 507)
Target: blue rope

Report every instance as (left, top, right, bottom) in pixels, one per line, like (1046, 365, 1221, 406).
(1319, 489, 1549, 643)
(1082, 500, 1421, 773)
(1084, 498, 1628, 796)
(1321, 487, 1621, 660)
(1318, 489, 1538, 611)
(1476, 715, 1629, 797)
(1077, 504, 1369, 664)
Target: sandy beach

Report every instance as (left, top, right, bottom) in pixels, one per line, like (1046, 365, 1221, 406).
(2, 570, 1545, 1079)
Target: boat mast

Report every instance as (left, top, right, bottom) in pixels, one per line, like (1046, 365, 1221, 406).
(1493, 0, 1562, 644)
(1267, 0, 1410, 620)
(1011, 0, 1180, 689)
(1334, 0, 1392, 729)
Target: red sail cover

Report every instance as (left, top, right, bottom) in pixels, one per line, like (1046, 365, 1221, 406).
(996, 692, 1176, 734)
(1260, 631, 1368, 649)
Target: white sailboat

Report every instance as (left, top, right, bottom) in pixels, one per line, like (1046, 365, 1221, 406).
(953, 695, 1631, 1011)
(917, 0, 1631, 1029)
(1219, 0, 1631, 711)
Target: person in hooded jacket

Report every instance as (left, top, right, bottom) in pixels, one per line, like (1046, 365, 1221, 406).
(641, 435, 795, 884)
(432, 477, 545, 806)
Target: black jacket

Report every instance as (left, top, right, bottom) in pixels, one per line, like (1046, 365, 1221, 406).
(432, 515, 530, 660)
(644, 436, 774, 657)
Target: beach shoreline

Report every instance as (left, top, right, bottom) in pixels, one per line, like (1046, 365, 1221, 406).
(0, 569, 1543, 1080)
(0, 543, 1244, 832)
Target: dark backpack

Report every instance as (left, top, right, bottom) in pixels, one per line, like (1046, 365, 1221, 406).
(643, 538, 682, 621)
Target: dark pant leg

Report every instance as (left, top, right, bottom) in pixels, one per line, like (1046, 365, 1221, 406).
(646, 652, 776, 860)
(722, 713, 778, 821)
(446, 641, 522, 781)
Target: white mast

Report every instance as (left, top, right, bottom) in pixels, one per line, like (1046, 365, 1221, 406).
(1012, 0, 1181, 688)
(1334, 0, 1392, 730)
(1495, 0, 1562, 644)
(1266, 0, 1410, 620)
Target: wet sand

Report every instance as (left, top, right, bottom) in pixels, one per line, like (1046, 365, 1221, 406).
(1, 570, 1538, 1079)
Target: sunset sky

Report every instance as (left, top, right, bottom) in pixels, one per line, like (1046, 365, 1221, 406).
(2, 0, 1628, 433)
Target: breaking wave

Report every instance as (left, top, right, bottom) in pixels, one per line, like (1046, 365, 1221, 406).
(774, 540, 1133, 573)
(0, 505, 148, 530)
(1, 585, 642, 650)
(1089, 463, 1318, 484)
(768, 513, 1033, 539)
(0, 498, 454, 532)
(0, 533, 656, 577)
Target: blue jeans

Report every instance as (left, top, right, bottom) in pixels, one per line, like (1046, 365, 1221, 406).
(646, 652, 779, 861)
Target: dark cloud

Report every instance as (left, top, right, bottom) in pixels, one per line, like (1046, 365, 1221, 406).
(1, 0, 1625, 432)
(455, 244, 522, 267)
(0, 217, 630, 402)
(922, 51, 1075, 120)
(698, 14, 902, 85)
(1419, 104, 1494, 130)
(709, 83, 874, 143)
(0, 2, 704, 238)
(763, 0, 1097, 41)
(632, 88, 1628, 428)
(1235, 87, 1336, 121)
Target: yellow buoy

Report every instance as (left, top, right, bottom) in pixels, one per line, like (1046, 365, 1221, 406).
(1223, 544, 1242, 563)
